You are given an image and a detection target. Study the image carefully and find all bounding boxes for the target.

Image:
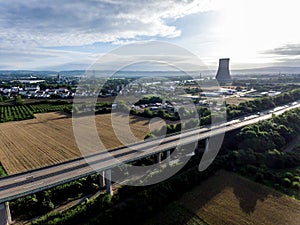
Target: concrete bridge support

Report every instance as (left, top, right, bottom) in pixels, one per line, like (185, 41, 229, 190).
(0, 202, 11, 225)
(205, 138, 209, 152)
(105, 169, 113, 195)
(198, 137, 213, 172)
(156, 153, 162, 163)
(99, 171, 105, 188)
(166, 150, 171, 167)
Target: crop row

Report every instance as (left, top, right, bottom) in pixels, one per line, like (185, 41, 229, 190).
(28, 104, 70, 113)
(0, 104, 71, 123)
(0, 105, 34, 122)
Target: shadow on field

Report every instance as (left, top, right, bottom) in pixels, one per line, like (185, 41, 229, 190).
(23, 111, 71, 126)
(232, 174, 281, 214)
(180, 170, 279, 216)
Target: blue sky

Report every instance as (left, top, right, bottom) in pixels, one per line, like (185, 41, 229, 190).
(1, 0, 300, 71)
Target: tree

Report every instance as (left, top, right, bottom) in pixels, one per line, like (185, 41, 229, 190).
(143, 108, 153, 118)
(157, 108, 165, 118)
(14, 95, 24, 105)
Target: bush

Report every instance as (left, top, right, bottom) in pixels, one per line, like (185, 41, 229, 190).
(0, 163, 6, 177)
(292, 181, 300, 190)
(284, 172, 294, 179)
(294, 176, 300, 182)
(283, 177, 291, 187)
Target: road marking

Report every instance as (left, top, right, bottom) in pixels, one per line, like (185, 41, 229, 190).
(77, 169, 89, 174)
(15, 175, 35, 182)
(14, 177, 27, 182)
(23, 181, 44, 189)
(63, 162, 81, 169)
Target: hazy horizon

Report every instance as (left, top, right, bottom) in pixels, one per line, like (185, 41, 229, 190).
(1, 65, 300, 76)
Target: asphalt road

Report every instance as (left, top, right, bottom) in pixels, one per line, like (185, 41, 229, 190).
(0, 101, 300, 203)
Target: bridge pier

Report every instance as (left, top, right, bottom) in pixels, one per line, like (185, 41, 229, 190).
(156, 153, 162, 163)
(198, 137, 211, 172)
(99, 171, 105, 188)
(105, 169, 113, 195)
(166, 150, 170, 167)
(0, 202, 11, 225)
(205, 138, 209, 152)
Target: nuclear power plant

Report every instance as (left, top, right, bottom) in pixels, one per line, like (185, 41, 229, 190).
(215, 58, 232, 84)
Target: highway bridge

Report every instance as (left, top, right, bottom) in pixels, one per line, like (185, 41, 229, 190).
(1, 101, 300, 224)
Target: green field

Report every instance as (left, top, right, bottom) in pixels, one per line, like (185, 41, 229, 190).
(0, 105, 34, 122)
(0, 103, 71, 123)
(28, 103, 70, 113)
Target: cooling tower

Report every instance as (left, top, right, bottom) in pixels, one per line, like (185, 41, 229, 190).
(215, 58, 232, 84)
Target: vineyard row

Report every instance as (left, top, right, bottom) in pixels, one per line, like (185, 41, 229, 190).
(0, 104, 71, 123)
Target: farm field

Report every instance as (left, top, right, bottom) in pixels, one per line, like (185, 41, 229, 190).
(225, 97, 254, 105)
(0, 112, 167, 174)
(0, 104, 71, 123)
(182, 170, 300, 225)
(143, 202, 208, 225)
(0, 105, 34, 122)
(144, 170, 300, 225)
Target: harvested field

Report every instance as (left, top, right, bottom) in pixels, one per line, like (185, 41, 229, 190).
(0, 112, 168, 174)
(225, 97, 254, 105)
(143, 203, 208, 225)
(145, 170, 300, 225)
(180, 170, 300, 225)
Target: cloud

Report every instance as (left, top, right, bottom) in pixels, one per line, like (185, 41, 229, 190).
(258, 43, 300, 68)
(0, 47, 96, 70)
(0, 0, 219, 69)
(0, 0, 214, 47)
(83, 41, 210, 72)
(263, 43, 300, 56)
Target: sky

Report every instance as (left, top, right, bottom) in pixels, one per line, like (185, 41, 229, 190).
(1, 0, 300, 71)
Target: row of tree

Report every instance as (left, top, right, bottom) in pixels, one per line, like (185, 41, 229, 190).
(11, 174, 99, 219)
(238, 108, 300, 153)
(31, 158, 224, 225)
(225, 107, 300, 199)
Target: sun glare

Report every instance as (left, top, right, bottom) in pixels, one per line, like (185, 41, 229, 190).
(210, 0, 300, 67)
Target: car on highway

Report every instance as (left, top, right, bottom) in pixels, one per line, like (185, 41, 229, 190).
(26, 175, 34, 182)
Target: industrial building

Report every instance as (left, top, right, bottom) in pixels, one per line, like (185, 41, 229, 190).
(216, 58, 232, 84)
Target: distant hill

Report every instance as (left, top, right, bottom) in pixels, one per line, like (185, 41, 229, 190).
(232, 66, 300, 75)
(0, 70, 85, 78)
(1, 66, 300, 78)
